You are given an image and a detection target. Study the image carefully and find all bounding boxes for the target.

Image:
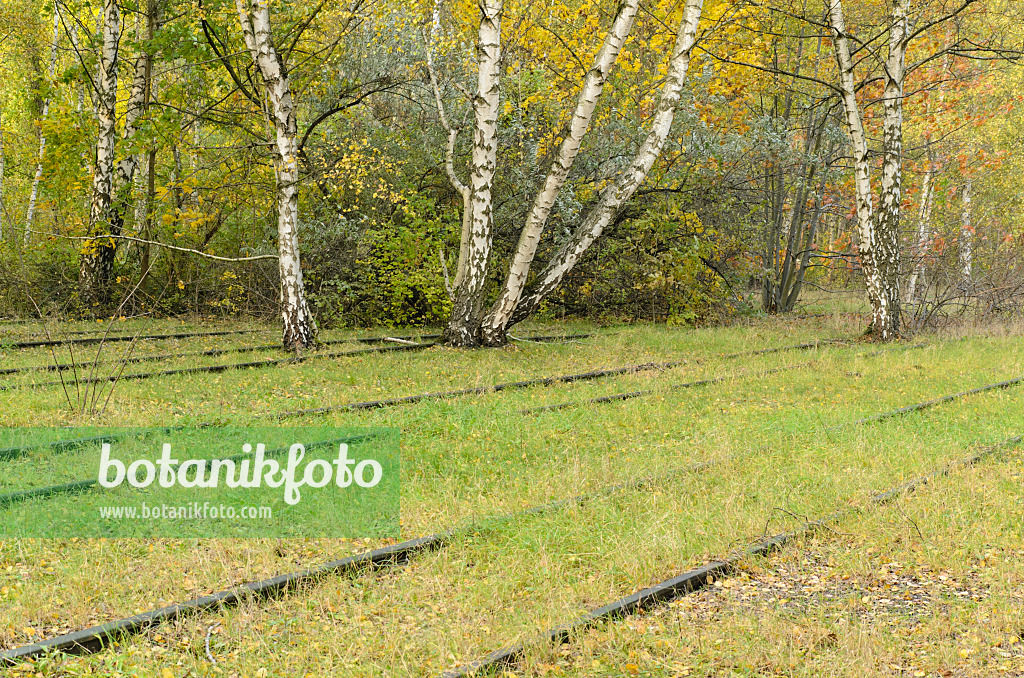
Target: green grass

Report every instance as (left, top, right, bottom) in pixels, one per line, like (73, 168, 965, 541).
(1, 313, 1024, 676)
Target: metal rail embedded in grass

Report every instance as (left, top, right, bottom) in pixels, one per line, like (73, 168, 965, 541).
(273, 339, 845, 418)
(0, 363, 992, 663)
(439, 433, 1024, 677)
(6, 328, 275, 350)
(0, 456, 719, 664)
(1, 356, 1008, 510)
(0, 333, 595, 390)
(522, 343, 927, 414)
(0, 334, 444, 377)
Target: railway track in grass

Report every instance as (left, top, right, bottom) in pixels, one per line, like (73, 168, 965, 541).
(439, 433, 1024, 676)
(2, 361, 1020, 665)
(0, 332, 595, 391)
(0, 337, 846, 473)
(0, 341, 1001, 509)
(4, 328, 277, 349)
(0, 332, 450, 377)
(520, 343, 927, 414)
(0, 338, 841, 505)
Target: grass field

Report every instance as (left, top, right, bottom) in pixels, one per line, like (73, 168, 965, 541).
(1, 312, 1023, 677)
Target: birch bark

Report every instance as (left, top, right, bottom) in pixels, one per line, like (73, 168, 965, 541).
(236, 0, 317, 349)
(960, 179, 972, 282)
(827, 0, 906, 340)
(112, 27, 151, 236)
(25, 6, 60, 243)
(507, 0, 705, 328)
(79, 0, 121, 308)
(424, 28, 472, 293)
(440, 0, 502, 347)
(905, 145, 935, 302)
(479, 0, 640, 345)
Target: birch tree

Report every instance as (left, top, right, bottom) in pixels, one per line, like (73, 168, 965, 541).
(960, 178, 972, 281)
(479, 0, 641, 345)
(905, 144, 936, 302)
(438, 0, 705, 346)
(827, 0, 908, 341)
(236, 0, 317, 349)
(79, 0, 121, 308)
(24, 5, 59, 243)
(439, 0, 502, 347)
(501, 0, 706, 335)
(110, 5, 153, 237)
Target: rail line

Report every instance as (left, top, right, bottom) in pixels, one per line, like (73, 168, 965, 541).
(272, 339, 845, 418)
(0, 340, 1009, 512)
(5, 328, 276, 350)
(0, 455, 721, 664)
(0, 350, 1009, 510)
(440, 433, 1024, 677)
(520, 344, 926, 414)
(0, 341, 836, 505)
(0, 330, 579, 376)
(0, 334, 443, 377)
(0, 374, 1013, 664)
(0, 333, 595, 391)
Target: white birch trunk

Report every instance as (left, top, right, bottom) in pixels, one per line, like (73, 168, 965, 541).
(905, 148, 935, 303)
(424, 26, 472, 293)
(25, 7, 60, 244)
(827, 0, 906, 341)
(507, 0, 704, 327)
(874, 0, 907, 339)
(480, 0, 640, 345)
(960, 179, 972, 281)
(237, 0, 317, 349)
(440, 0, 502, 346)
(112, 41, 150, 235)
(79, 0, 121, 307)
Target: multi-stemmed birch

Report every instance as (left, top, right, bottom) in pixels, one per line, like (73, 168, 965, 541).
(477, 0, 641, 345)
(440, 0, 706, 346)
(236, 0, 317, 349)
(827, 0, 908, 340)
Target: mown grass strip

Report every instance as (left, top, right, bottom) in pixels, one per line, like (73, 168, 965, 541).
(439, 433, 1024, 677)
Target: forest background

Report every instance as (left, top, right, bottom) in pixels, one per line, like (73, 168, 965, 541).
(0, 0, 1022, 344)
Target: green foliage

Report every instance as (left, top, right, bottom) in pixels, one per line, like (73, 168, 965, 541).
(304, 194, 453, 327)
(550, 197, 748, 325)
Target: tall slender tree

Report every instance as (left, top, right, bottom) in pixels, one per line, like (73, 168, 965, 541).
(79, 0, 121, 308)
(236, 0, 317, 348)
(24, 4, 59, 243)
(439, 0, 502, 347)
(827, 0, 907, 340)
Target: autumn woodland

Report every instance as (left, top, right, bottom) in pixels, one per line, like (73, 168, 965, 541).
(4, 1, 1024, 675)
